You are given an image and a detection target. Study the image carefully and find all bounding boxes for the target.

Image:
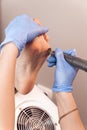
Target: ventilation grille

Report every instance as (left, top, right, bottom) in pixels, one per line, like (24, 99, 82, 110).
(17, 106, 54, 130)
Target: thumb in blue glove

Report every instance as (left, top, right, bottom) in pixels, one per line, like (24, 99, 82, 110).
(0, 14, 48, 56)
(47, 48, 78, 92)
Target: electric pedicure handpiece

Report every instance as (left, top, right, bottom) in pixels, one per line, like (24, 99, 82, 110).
(51, 51, 87, 72)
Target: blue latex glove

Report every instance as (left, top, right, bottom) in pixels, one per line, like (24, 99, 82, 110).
(0, 14, 48, 55)
(47, 48, 78, 92)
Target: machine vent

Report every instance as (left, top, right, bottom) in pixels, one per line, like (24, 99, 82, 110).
(17, 106, 54, 130)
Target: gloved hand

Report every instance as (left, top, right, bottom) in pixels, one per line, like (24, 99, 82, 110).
(47, 48, 78, 92)
(0, 14, 48, 55)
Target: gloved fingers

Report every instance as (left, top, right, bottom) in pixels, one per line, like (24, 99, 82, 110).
(48, 62, 56, 67)
(55, 48, 78, 71)
(64, 49, 79, 72)
(32, 25, 48, 38)
(27, 15, 48, 38)
(5, 15, 29, 33)
(47, 55, 56, 67)
(47, 55, 56, 62)
(55, 48, 63, 57)
(5, 14, 48, 39)
(51, 48, 79, 93)
(64, 49, 77, 56)
(50, 48, 77, 67)
(47, 48, 65, 68)
(55, 48, 65, 67)
(1, 14, 49, 57)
